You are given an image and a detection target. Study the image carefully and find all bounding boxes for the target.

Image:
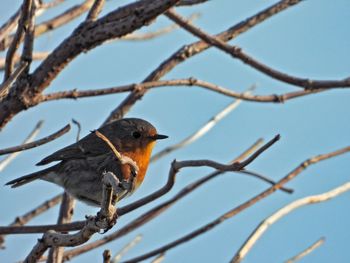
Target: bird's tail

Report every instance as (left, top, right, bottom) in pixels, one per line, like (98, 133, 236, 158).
(6, 166, 55, 188)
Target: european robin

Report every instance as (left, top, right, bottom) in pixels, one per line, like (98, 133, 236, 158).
(6, 118, 168, 206)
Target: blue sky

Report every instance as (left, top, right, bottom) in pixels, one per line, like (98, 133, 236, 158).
(0, 0, 350, 262)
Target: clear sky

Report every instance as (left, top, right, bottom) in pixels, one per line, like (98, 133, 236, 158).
(1, 0, 350, 262)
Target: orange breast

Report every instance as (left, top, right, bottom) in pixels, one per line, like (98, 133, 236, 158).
(122, 141, 155, 191)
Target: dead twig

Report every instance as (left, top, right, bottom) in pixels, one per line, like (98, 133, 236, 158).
(86, 0, 105, 22)
(285, 237, 325, 263)
(0, 119, 42, 172)
(0, 123, 70, 156)
(112, 234, 143, 263)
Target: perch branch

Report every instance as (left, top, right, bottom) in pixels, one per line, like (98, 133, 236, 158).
(59, 137, 278, 260)
(24, 172, 118, 263)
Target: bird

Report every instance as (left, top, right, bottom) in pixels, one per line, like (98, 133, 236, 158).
(6, 118, 168, 206)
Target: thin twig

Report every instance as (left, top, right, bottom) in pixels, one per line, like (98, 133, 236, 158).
(4, 0, 33, 80)
(0, 52, 48, 71)
(72, 118, 82, 141)
(86, 0, 105, 21)
(0, 61, 28, 100)
(20, 0, 36, 76)
(231, 182, 350, 263)
(150, 253, 165, 263)
(0, 7, 21, 42)
(285, 237, 325, 263)
(121, 145, 350, 262)
(112, 235, 143, 263)
(0, 119, 43, 172)
(151, 86, 254, 162)
(0, 123, 70, 155)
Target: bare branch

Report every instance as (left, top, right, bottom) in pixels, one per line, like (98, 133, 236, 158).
(0, 52, 48, 71)
(231, 181, 350, 263)
(3, 0, 33, 80)
(104, 0, 302, 123)
(166, 9, 350, 90)
(72, 118, 82, 141)
(151, 253, 166, 263)
(285, 237, 325, 263)
(112, 235, 143, 263)
(38, 78, 326, 107)
(86, 0, 105, 22)
(121, 145, 350, 262)
(20, 0, 36, 75)
(0, 119, 42, 172)
(0, 61, 28, 100)
(0, 7, 21, 43)
(0, 123, 70, 156)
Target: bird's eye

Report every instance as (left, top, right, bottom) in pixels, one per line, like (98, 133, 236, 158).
(132, 131, 141, 139)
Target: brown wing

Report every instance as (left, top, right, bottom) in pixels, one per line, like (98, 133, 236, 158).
(37, 129, 120, 165)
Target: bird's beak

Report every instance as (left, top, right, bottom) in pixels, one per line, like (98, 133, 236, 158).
(150, 134, 168, 140)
